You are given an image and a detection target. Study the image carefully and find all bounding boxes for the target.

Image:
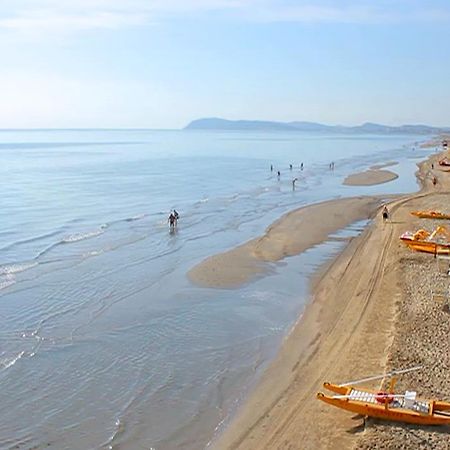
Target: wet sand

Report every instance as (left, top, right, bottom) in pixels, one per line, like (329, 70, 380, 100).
(343, 169, 398, 186)
(188, 197, 381, 289)
(214, 149, 450, 449)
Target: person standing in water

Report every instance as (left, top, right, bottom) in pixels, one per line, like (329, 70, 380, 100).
(300, 162, 304, 171)
(168, 212, 176, 229)
(292, 178, 298, 190)
(277, 170, 281, 180)
(270, 164, 273, 172)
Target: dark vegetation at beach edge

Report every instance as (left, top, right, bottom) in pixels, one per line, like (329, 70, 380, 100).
(185, 118, 450, 134)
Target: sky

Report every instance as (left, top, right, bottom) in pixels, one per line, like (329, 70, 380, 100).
(1, 0, 450, 128)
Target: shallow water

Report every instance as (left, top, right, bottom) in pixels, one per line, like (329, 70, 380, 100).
(0, 130, 433, 449)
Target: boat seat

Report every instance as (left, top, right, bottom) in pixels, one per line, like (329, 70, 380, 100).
(348, 389, 378, 404)
(404, 391, 417, 409)
(403, 391, 430, 414)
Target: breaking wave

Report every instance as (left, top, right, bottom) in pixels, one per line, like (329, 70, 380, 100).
(62, 228, 106, 243)
(0, 261, 38, 276)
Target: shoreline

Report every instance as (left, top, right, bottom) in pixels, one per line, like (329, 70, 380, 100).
(188, 196, 383, 289)
(213, 146, 449, 449)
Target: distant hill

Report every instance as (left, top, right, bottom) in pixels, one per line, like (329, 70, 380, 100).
(184, 118, 449, 134)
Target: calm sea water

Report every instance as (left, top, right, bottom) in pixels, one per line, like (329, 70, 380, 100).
(0, 130, 432, 449)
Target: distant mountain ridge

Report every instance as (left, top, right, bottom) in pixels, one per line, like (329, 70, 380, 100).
(185, 118, 449, 134)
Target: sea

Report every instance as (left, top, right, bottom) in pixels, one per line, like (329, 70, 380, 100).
(0, 129, 435, 449)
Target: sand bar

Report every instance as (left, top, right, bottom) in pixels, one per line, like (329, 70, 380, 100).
(215, 151, 450, 449)
(343, 169, 398, 186)
(188, 196, 381, 289)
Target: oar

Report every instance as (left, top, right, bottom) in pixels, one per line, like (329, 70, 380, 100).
(331, 394, 406, 399)
(339, 366, 423, 387)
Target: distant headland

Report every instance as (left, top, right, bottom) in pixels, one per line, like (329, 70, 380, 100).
(184, 118, 449, 134)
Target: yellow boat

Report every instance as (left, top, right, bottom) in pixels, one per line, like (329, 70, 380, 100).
(410, 210, 450, 220)
(400, 226, 450, 254)
(317, 383, 450, 426)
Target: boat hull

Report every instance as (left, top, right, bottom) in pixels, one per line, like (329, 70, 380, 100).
(400, 238, 450, 254)
(318, 383, 450, 426)
(317, 393, 450, 425)
(410, 211, 450, 220)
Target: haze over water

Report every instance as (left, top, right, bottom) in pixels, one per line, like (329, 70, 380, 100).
(0, 129, 430, 449)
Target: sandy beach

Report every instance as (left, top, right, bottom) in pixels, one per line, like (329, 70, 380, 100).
(213, 147, 450, 449)
(343, 169, 398, 186)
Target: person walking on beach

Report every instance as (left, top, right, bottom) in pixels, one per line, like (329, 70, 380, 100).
(382, 205, 389, 222)
(432, 176, 437, 186)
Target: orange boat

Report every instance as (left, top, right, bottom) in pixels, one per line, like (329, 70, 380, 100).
(400, 226, 450, 254)
(317, 384, 450, 426)
(317, 368, 450, 426)
(410, 211, 450, 220)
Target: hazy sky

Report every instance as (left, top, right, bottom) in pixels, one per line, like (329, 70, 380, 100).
(1, 0, 450, 128)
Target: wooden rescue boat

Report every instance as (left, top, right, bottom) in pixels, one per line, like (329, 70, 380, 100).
(410, 211, 450, 220)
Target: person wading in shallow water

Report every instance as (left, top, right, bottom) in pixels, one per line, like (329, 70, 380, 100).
(168, 212, 177, 229)
(382, 205, 389, 222)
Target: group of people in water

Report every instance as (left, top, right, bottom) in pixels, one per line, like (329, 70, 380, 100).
(270, 161, 334, 190)
(271, 162, 308, 174)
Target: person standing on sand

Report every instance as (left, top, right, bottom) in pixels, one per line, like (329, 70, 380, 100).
(432, 176, 437, 186)
(382, 206, 389, 222)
